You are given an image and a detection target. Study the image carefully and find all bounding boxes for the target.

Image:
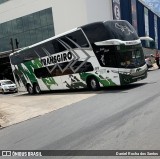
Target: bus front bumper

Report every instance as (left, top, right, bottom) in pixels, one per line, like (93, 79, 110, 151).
(119, 70, 147, 85)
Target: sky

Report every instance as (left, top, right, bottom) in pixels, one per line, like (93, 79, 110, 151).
(142, 0, 160, 16)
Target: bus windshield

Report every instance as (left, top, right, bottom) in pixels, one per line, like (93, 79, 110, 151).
(118, 45, 145, 68)
(104, 20, 139, 41)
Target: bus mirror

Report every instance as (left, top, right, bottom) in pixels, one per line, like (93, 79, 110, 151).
(140, 36, 155, 49)
(140, 36, 154, 41)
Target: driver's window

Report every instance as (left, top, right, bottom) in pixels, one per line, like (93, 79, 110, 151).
(120, 51, 133, 67)
(103, 51, 117, 67)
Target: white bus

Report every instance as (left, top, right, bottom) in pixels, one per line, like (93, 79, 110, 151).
(10, 20, 147, 94)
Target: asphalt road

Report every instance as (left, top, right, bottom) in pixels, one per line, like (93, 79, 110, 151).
(0, 70, 160, 159)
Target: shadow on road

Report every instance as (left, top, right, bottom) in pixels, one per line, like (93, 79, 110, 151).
(99, 83, 147, 93)
(15, 83, 148, 97)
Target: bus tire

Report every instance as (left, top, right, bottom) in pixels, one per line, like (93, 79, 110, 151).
(87, 76, 100, 91)
(27, 84, 34, 95)
(33, 83, 41, 94)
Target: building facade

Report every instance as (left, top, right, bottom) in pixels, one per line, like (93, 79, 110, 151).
(0, 0, 113, 80)
(119, 0, 160, 50)
(0, 0, 159, 80)
(0, 0, 113, 53)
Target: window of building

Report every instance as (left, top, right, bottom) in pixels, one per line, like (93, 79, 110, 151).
(0, 8, 55, 53)
(0, 0, 8, 5)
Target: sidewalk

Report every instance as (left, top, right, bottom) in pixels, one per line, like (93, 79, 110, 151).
(0, 92, 96, 129)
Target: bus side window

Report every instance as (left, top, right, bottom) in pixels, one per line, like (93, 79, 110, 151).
(42, 41, 56, 55)
(65, 30, 89, 48)
(23, 49, 38, 62)
(71, 61, 94, 73)
(106, 52, 117, 67)
(103, 52, 112, 67)
(34, 67, 51, 78)
(34, 46, 47, 57)
(93, 45, 117, 68)
(52, 40, 66, 53)
(10, 54, 22, 65)
(60, 37, 76, 49)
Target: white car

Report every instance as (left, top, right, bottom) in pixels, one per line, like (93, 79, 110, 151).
(145, 57, 153, 68)
(0, 80, 18, 94)
(145, 54, 156, 69)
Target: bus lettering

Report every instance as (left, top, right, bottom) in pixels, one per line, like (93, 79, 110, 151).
(41, 52, 73, 66)
(68, 52, 72, 60)
(57, 55, 61, 62)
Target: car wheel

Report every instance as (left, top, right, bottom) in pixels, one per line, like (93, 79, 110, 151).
(2, 89, 5, 94)
(14, 90, 18, 93)
(87, 77, 100, 91)
(27, 85, 34, 95)
(34, 84, 41, 94)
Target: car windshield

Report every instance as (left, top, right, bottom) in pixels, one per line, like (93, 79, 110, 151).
(118, 45, 145, 68)
(1, 81, 13, 85)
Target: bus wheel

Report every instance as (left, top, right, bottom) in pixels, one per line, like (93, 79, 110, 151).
(34, 84, 41, 94)
(87, 77, 100, 91)
(27, 85, 34, 95)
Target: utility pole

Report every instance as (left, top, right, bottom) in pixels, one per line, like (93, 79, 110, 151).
(10, 38, 14, 53)
(15, 38, 19, 49)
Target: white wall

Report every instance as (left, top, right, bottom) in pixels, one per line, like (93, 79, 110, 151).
(0, 0, 52, 22)
(0, 0, 113, 35)
(85, 0, 113, 23)
(52, 0, 88, 34)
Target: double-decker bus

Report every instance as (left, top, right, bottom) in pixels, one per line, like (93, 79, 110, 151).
(10, 20, 147, 94)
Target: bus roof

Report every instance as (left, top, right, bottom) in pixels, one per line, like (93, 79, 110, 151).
(11, 20, 137, 55)
(11, 21, 108, 55)
(11, 27, 78, 55)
